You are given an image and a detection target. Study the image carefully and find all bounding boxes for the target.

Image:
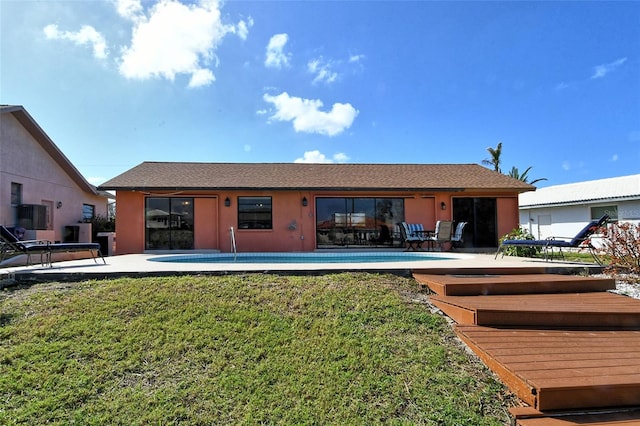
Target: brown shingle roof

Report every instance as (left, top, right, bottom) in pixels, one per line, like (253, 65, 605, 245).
(99, 162, 535, 192)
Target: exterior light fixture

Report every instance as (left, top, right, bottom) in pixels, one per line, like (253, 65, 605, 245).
(56, 201, 63, 209)
(224, 197, 231, 207)
(440, 201, 446, 210)
(302, 196, 308, 207)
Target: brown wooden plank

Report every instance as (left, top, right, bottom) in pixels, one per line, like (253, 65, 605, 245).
(432, 292, 640, 328)
(456, 325, 640, 411)
(515, 409, 640, 425)
(454, 326, 538, 407)
(414, 273, 615, 296)
(429, 298, 476, 325)
(535, 381, 640, 411)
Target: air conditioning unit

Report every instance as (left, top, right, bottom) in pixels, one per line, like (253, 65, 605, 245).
(18, 204, 48, 230)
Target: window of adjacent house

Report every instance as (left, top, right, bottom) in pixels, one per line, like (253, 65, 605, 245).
(591, 205, 617, 221)
(238, 196, 272, 229)
(11, 182, 22, 206)
(83, 204, 95, 221)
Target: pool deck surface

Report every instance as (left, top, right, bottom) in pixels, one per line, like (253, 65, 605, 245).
(1, 252, 601, 282)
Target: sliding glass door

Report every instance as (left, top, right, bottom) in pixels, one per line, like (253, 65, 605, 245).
(316, 197, 404, 248)
(145, 197, 194, 250)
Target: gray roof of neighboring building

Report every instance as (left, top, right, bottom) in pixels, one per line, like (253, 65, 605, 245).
(519, 174, 640, 208)
(99, 161, 535, 192)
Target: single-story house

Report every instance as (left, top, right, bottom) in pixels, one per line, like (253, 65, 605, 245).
(518, 174, 640, 241)
(1, 105, 110, 245)
(99, 162, 534, 254)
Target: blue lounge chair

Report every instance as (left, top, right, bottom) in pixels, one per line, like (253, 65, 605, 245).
(1, 225, 105, 267)
(495, 215, 609, 264)
(400, 222, 429, 250)
(1, 225, 50, 266)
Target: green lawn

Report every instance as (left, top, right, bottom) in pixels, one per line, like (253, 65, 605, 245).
(1, 273, 513, 425)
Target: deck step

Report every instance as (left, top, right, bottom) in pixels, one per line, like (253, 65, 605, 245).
(431, 292, 640, 328)
(414, 273, 615, 296)
(516, 413, 640, 425)
(455, 325, 640, 411)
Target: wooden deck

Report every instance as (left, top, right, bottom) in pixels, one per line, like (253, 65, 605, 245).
(430, 292, 640, 328)
(455, 325, 640, 411)
(413, 272, 640, 424)
(413, 273, 615, 296)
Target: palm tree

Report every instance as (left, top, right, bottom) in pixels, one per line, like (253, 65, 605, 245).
(482, 142, 502, 173)
(507, 166, 547, 185)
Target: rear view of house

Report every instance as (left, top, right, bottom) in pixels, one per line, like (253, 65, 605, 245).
(100, 162, 534, 255)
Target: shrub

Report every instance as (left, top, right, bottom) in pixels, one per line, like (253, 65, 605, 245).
(601, 221, 640, 274)
(498, 226, 540, 258)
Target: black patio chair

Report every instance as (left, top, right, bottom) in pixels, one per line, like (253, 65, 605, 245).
(1, 225, 105, 267)
(1, 225, 50, 266)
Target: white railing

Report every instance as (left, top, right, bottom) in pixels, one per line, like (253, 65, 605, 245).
(229, 226, 237, 260)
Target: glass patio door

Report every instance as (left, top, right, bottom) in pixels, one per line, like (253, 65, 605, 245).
(315, 197, 404, 248)
(452, 197, 497, 247)
(145, 197, 194, 250)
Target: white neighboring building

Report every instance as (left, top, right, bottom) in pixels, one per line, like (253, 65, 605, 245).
(518, 174, 640, 245)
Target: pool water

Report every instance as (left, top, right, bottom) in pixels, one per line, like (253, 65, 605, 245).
(148, 251, 459, 264)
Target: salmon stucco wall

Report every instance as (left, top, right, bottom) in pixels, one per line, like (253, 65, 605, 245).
(218, 191, 314, 253)
(114, 191, 145, 254)
(194, 197, 218, 250)
(496, 196, 520, 239)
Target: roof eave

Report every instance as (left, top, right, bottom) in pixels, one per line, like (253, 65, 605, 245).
(6, 106, 98, 196)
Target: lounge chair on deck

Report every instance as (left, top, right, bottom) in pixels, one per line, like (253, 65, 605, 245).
(450, 221, 468, 249)
(425, 220, 453, 251)
(400, 222, 429, 250)
(1, 226, 49, 266)
(1, 225, 105, 267)
(495, 214, 609, 264)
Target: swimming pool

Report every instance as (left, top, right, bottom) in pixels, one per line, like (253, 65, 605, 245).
(148, 251, 468, 264)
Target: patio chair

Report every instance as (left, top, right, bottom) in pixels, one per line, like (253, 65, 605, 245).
(47, 241, 106, 266)
(494, 214, 609, 264)
(1, 225, 105, 267)
(1, 225, 50, 266)
(425, 220, 453, 251)
(450, 221, 468, 249)
(400, 222, 429, 250)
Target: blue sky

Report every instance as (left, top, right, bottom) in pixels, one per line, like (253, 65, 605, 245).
(1, 0, 638, 188)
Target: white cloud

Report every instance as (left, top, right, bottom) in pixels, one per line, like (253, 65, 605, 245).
(43, 24, 108, 59)
(234, 17, 252, 40)
(188, 68, 215, 88)
(332, 152, 349, 162)
(349, 54, 365, 63)
(263, 92, 358, 136)
(115, 0, 143, 21)
(591, 57, 627, 79)
(308, 57, 338, 85)
(611, 154, 619, 162)
(294, 150, 350, 163)
(118, 0, 249, 87)
(265, 33, 290, 68)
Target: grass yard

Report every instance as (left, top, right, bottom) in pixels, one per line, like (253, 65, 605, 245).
(0, 273, 513, 425)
